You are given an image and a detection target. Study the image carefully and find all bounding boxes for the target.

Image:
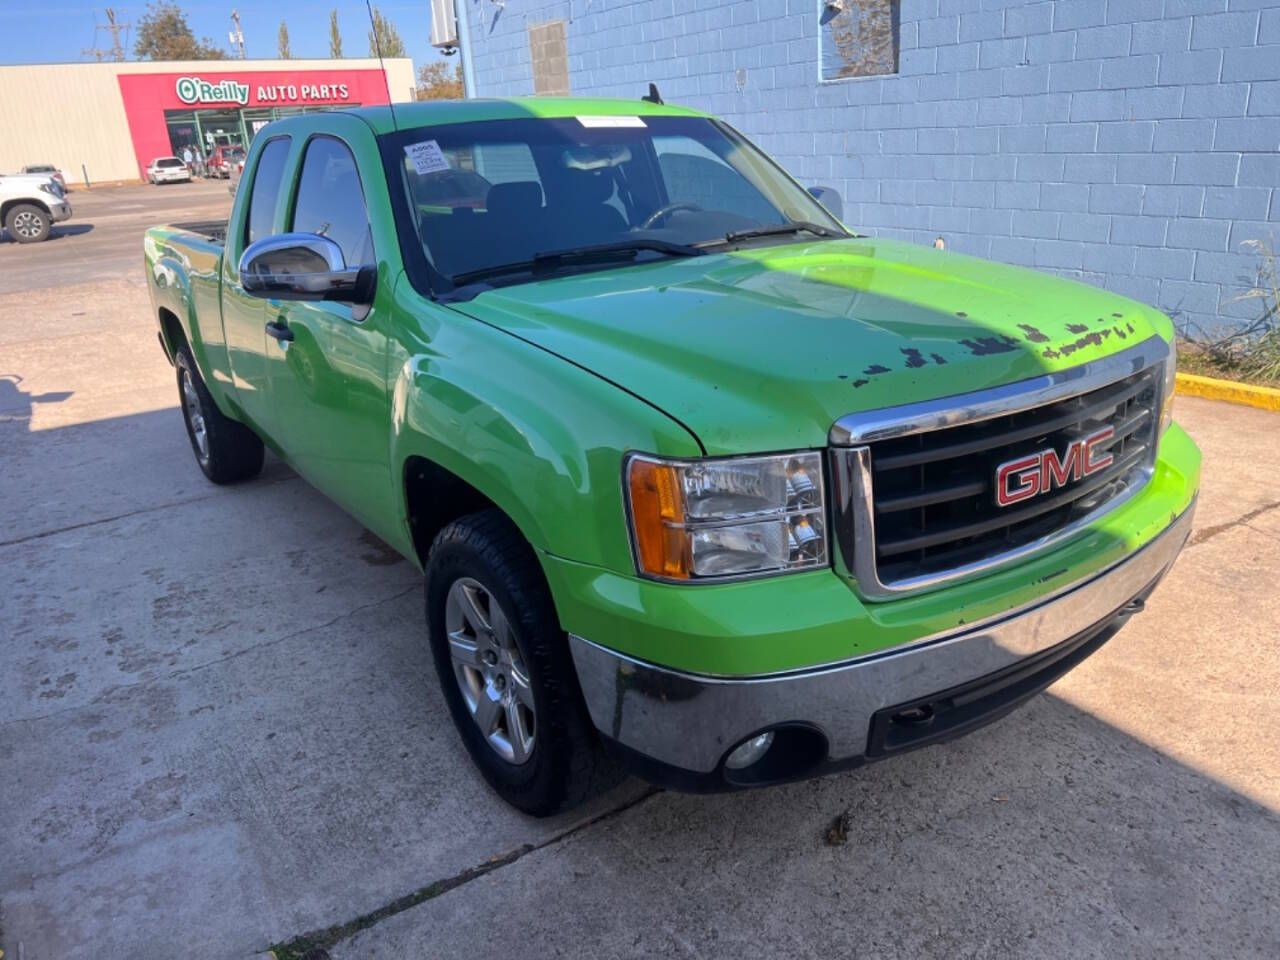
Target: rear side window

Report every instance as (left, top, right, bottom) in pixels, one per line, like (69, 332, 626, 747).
(245, 138, 291, 247)
(290, 137, 373, 267)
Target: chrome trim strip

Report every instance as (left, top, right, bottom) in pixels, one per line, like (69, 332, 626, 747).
(568, 500, 1194, 775)
(829, 336, 1171, 600)
(828, 336, 1169, 446)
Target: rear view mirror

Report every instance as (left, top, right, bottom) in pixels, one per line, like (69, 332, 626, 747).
(239, 233, 375, 306)
(807, 185, 843, 223)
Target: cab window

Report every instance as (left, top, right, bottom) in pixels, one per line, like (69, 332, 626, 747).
(290, 136, 374, 267)
(244, 137, 291, 247)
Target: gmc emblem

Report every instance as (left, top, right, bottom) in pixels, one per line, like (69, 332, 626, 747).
(995, 426, 1115, 508)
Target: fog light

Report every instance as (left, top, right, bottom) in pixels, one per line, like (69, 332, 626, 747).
(724, 731, 774, 770)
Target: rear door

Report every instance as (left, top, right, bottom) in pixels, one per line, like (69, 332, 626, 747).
(221, 135, 291, 435)
(262, 126, 396, 530)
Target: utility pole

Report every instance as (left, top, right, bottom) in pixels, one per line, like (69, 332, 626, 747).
(82, 7, 130, 62)
(229, 9, 247, 59)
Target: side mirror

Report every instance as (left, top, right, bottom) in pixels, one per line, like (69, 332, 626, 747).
(807, 185, 844, 223)
(239, 233, 375, 306)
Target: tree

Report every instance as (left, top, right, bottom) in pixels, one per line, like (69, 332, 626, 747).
(367, 6, 407, 58)
(134, 2, 226, 60)
(329, 9, 343, 58)
(416, 61, 464, 100)
(278, 20, 292, 59)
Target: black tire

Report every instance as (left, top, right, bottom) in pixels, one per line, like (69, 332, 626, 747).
(426, 509, 618, 816)
(5, 203, 51, 243)
(174, 345, 264, 484)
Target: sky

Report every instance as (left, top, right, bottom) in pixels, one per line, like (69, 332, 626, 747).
(2, 2, 450, 68)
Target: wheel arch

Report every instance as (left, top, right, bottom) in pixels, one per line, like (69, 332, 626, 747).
(1, 197, 52, 224)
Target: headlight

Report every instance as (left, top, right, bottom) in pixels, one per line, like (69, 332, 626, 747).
(1159, 337, 1177, 435)
(38, 181, 59, 197)
(625, 451, 828, 581)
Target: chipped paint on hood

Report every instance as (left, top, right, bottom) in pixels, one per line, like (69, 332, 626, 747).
(451, 236, 1173, 455)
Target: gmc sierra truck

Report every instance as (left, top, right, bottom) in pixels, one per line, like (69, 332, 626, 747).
(144, 99, 1200, 816)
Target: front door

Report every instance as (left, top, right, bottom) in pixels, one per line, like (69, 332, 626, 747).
(263, 134, 395, 530)
(221, 135, 292, 434)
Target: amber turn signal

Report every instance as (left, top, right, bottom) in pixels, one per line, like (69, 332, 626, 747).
(627, 458, 690, 579)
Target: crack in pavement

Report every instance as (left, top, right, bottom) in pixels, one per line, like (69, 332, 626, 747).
(0, 581, 421, 731)
(267, 786, 663, 960)
(0, 474, 301, 548)
(1187, 500, 1280, 549)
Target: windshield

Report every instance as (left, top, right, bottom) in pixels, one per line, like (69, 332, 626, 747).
(157, 158, 184, 168)
(381, 115, 845, 293)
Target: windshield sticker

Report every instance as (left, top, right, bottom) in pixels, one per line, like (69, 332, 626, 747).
(405, 140, 450, 175)
(576, 116, 646, 128)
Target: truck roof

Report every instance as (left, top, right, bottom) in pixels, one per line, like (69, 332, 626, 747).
(344, 97, 711, 135)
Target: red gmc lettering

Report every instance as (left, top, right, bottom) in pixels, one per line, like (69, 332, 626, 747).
(996, 426, 1116, 508)
(1083, 426, 1115, 475)
(995, 454, 1043, 507)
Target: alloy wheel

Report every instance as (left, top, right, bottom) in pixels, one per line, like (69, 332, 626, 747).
(180, 368, 209, 463)
(445, 577, 536, 765)
(12, 211, 43, 239)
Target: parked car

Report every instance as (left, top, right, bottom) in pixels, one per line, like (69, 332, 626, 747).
(20, 164, 67, 192)
(146, 157, 192, 185)
(144, 100, 1199, 816)
(207, 145, 246, 179)
(1, 171, 72, 242)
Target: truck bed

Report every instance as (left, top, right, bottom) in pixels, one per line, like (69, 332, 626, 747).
(168, 220, 227, 245)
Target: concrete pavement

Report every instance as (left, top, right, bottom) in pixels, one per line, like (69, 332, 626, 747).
(0, 185, 1276, 959)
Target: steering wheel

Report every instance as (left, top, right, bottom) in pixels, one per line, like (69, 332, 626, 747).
(639, 201, 703, 230)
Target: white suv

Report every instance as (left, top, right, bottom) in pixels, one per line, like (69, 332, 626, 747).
(147, 157, 193, 185)
(0, 173, 72, 243)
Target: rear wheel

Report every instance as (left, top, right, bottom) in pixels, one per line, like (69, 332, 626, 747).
(426, 509, 617, 816)
(5, 203, 50, 243)
(174, 345, 264, 484)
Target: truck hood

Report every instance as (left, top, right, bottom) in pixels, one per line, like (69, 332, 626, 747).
(452, 237, 1171, 455)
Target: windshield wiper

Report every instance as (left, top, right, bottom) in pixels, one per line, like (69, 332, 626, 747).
(451, 238, 703, 288)
(705, 221, 848, 246)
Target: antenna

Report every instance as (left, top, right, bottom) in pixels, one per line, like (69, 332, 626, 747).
(366, 0, 401, 131)
(229, 9, 246, 60)
(83, 7, 130, 62)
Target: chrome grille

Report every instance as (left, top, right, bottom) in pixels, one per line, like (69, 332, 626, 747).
(869, 367, 1157, 582)
(829, 337, 1169, 599)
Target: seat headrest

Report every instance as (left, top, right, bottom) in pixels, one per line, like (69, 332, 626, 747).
(486, 181, 543, 218)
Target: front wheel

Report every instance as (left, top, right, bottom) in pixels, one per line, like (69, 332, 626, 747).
(174, 345, 264, 484)
(426, 509, 617, 816)
(5, 203, 51, 243)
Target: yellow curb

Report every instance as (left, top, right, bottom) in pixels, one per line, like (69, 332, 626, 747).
(1176, 372, 1280, 412)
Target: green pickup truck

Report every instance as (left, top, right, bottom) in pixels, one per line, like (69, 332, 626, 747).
(145, 98, 1200, 815)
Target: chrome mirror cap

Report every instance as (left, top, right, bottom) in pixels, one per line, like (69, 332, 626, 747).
(239, 232, 375, 305)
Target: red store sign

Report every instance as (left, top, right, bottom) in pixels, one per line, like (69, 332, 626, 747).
(117, 69, 393, 175)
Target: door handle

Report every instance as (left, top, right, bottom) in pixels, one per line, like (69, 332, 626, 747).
(265, 319, 294, 343)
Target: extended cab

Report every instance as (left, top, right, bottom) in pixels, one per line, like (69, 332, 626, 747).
(1, 171, 72, 243)
(144, 100, 1200, 815)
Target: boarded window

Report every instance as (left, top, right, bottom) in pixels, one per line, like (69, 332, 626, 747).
(820, 0, 900, 81)
(528, 20, 570, 96)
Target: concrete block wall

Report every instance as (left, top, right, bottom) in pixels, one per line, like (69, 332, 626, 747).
(462, 0, 1280, 336)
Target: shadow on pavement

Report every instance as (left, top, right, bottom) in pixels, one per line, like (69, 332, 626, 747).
(0, 373, 72, 421)
(0, 407, 1275, 960)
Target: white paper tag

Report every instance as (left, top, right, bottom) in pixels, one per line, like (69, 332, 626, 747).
(576, 116, 646, 128)
(404, 140, 450, 175)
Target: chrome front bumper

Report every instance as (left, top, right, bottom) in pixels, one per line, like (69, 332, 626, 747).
(569, 501, 1195, 782)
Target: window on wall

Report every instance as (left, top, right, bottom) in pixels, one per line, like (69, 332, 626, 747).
(528, 20, 570, 96)
(820, 0, 900, 81)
